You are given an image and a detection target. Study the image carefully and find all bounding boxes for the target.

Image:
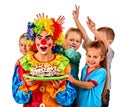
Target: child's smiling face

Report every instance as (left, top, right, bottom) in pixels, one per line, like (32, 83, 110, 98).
(86, 47, 104, 69)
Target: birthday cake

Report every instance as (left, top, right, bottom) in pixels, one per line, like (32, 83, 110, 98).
(30, 64, 60, 77)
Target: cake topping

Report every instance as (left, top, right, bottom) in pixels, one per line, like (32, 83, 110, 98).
(30, 64, 60, 77)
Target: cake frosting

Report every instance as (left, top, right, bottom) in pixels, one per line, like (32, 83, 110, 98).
(30, 64, 60, 77)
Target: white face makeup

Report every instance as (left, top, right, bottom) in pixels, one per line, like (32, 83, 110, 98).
(35, 31, 53, 55)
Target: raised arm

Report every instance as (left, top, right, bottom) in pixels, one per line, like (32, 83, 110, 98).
(73, 5, 89, 42)
(86, 16, 99, 39)
(86, 16, 108, 49)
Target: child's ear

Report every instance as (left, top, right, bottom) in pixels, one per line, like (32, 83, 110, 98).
(100, 55, 105, 61)
(108, 40, 113, 45)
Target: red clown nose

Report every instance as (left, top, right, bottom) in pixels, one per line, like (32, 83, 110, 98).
(41, 39, 47, 45)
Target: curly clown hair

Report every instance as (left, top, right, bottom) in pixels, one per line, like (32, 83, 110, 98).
(25, 17, 64, 47)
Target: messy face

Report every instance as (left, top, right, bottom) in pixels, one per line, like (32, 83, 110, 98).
(65, 31, 82, 50)
(35, 31, 53, 55)
(86, 47, 104, 69)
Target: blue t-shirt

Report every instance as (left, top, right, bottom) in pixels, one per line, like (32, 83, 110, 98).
(78, 65, 106, 107)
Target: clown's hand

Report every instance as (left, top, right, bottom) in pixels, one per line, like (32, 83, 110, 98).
(56, 15, 65, 25)
(34, 13, 48, 20)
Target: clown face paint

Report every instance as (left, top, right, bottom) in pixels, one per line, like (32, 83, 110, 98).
(35, 31, 53, 54)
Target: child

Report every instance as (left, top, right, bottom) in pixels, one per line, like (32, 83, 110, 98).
(15, 33, 33, 66)
(67, 40, 107, 107)
(12, 16, 76, 107)
(17, 32, 33, 60)
(19, 33, 33, 55)
(87, 22, 115, 107)
(57, 27, 83, 80)
(73, 5, 115, 106)
(57, 27, 83, 107)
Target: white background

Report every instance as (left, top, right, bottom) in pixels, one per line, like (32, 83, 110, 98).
(0, 0, 120, 106)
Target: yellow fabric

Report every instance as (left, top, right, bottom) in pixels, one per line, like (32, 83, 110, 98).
(24, 51, 63, 68)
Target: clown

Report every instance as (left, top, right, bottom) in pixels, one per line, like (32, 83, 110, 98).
(12, 16, 76, 107)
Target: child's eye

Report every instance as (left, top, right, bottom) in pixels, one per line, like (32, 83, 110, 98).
(76, 40, 81, 43)
(88, 55, 91, 58)
(93, 56, 98, 58)
(87, 54, 91, 58)
(69, 39, 73, 41)
(19, 43, 24, 46)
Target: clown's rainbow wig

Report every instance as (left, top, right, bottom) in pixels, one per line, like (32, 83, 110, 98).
(26, 17, 64, 47)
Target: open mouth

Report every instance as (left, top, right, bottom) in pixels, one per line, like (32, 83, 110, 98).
(71, 45, 77, 49)
(40, 46, 48, 52)
(72, 46, 76, 48)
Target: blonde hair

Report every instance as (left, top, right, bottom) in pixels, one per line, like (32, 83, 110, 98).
(19, 33, 26, 42)
(65, 27, 83, 39)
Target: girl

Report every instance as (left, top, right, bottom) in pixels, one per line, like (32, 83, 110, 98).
(67, 40, 107, 107)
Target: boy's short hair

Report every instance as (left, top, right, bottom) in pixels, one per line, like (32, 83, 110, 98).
(65, 27, 83, 38)
(97, 27, 115, 41)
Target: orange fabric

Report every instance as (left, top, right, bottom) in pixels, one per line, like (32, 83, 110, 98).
(46, 81, 66, 98)
(46, 64, 71, 98)
(61, 64, 71, 74)
(17, 53, 71, 106)
(18, 81, 42, 94)
(42, 91, 62, 107)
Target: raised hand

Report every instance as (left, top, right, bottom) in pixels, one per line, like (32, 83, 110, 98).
(72, 5, 80, 19)
(73, 5, 89, 42)
(86, 16, 96, 33)
(34, 13, 48, 20)
(56, 15, 65, 25)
